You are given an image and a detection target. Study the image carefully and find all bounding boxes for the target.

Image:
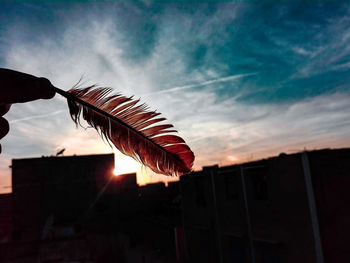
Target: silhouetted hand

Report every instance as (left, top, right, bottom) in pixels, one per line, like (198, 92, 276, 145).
(0, 68, 56, 153)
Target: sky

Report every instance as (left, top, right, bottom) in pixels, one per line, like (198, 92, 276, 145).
(1, 1, 350, 193)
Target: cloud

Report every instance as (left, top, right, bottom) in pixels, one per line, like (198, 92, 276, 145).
(1, 2, 350, 193)
(9, 110, 66, 124)
(141, 72, 257, 96)
(188, 91, 350, 167)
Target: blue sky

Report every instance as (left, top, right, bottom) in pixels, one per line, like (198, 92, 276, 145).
(1, 2, 350, 192)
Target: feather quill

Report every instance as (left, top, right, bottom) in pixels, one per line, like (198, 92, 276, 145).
(54, 86, 194, 176)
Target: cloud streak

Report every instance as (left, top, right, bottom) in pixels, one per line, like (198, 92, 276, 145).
(142, 72, 257, 96)
(8, 110, 66, 124)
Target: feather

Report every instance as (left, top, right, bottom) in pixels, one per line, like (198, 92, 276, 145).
(54, 86, 194, 176)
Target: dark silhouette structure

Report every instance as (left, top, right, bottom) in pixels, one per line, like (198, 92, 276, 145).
(180, 149, 350, 263)
(0, 153, 181, 262)
(1, 148, 350, 262)
(0, 194, 12, 244)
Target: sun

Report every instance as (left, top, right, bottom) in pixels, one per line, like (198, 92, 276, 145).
(113, 151, 140, 176)
(112, 150, 180, 186)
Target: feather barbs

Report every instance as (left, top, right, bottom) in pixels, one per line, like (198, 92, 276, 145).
(59, 86, 194, 176)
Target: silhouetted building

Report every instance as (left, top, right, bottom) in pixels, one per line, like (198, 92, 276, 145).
(180, 148, 350, 263)
(6, 148, 349, 262)
(1, 154, 114, 262)
(0, 194, 12, 244)
(1, 153, 181, 263)
(11, 154, 114, 242)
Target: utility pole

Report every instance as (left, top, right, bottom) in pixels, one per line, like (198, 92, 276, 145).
(301, 152, 324, 263)
(209, 168, 224, 263)
(240, 166, 256, 263)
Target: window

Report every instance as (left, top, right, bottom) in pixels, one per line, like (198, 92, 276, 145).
(194, 177, 207, 207)
(249, 166, 269, 200)
(263, 248, 281, 263)
(223, 171, 239, 200)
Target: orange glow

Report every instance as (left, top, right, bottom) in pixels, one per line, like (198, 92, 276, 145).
(113, 150, 140, 176)
(227, 155, 238, 162)
(113, 149, 179, 186)
(113, 169, 120, 176)
(136, 167, 179, 186)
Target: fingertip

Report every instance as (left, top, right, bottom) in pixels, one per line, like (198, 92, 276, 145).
(0, 104, 11, 116)
(36, 78, 56, 100)
(0, 117, 9, 140)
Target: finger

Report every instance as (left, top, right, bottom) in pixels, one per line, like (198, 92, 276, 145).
(36, 78, 56, 100)
(0, 103, 11, 116)
(0, 68, 56, 103)
(0, 117, 10, 140)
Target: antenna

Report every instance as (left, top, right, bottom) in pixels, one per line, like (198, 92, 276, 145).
(56, 148, 66, 156)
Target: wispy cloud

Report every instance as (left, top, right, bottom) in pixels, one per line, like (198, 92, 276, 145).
(9, 110, 65, 124)
(142, 72, 257, 96)
(1, 2, 350, 193)
(183, 91, 350, 168)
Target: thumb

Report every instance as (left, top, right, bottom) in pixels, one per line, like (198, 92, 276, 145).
(34, 77, 56, 100)
(0, 68, 56, 104)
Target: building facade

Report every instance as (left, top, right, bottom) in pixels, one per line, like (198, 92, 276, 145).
(1, 153, 181, 263)
(2, 148, 349, 262)
(180, 149, 350, 263)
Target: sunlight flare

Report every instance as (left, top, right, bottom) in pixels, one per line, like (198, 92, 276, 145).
(113, 150, 140, 176)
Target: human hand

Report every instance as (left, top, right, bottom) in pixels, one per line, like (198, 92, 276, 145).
(0, 68, 56, 153)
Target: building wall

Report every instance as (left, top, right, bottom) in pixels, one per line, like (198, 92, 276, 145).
(0, 194, 12, 244)
(181, 169, 219, 263)
(308, 149, 350, 262)
(6, 149, 350, 262)
(181, 149, 350, 263)
(5, 153, 181, 263)
(11, 154, 114, 242)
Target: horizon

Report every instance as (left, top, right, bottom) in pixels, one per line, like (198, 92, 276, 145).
(1, 145, 348, 194)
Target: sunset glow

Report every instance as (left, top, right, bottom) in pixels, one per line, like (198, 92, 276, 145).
(1, 2, 350, 194)
(113, 150, 140, 177)
(111, 149, 180, 186)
